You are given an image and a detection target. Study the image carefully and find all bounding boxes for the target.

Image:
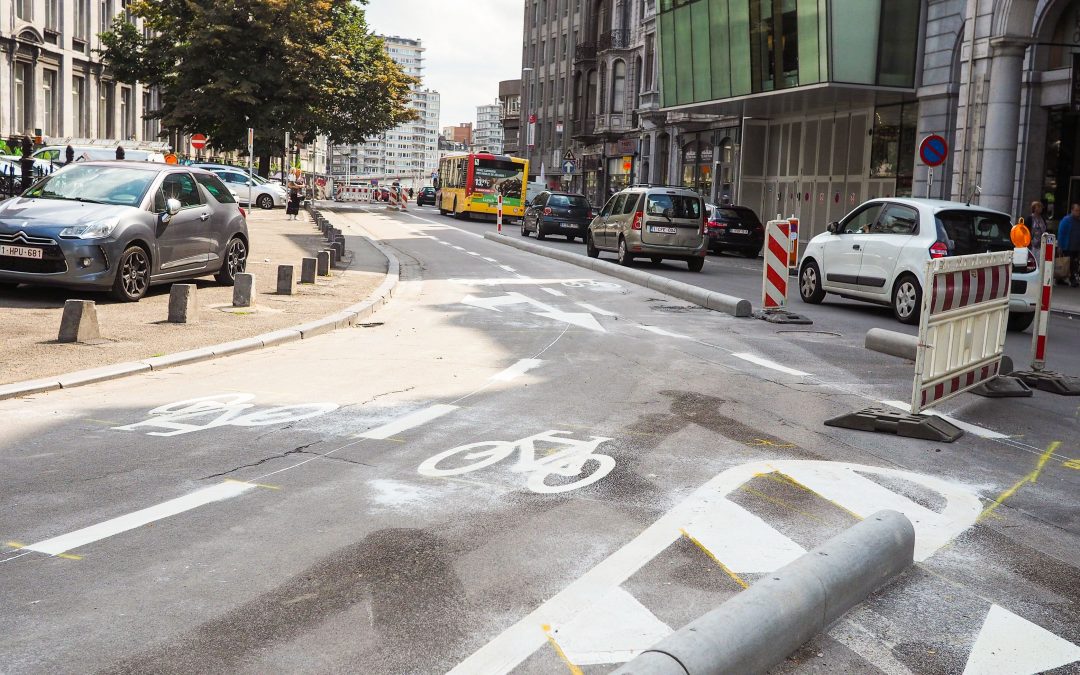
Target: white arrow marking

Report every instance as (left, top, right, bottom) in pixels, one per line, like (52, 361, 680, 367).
(531, 310, 606, 332)
(490, 359, 544, 382)
(962, 604, 1080, 675)
(461, 292, 534, 312)
(639, 325, 691, 339)
(461, 293, 606, 332)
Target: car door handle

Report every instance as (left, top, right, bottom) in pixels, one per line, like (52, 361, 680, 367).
(200, 212, 211, 221)
(852, 244, 861, 250)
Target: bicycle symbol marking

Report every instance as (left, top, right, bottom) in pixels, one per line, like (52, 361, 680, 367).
(111, 393, 339, 437)
(418, 430, 616, 494)
(559, 279, 622, 291)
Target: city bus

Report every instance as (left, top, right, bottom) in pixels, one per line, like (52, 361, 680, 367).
(435, 152, 528, 221)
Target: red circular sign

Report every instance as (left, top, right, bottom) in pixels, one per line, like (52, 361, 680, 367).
(190, 133, 208, 150)
(919, 134, 948, 168)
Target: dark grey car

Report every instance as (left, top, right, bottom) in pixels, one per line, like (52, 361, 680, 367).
(0, 161, 249, 301)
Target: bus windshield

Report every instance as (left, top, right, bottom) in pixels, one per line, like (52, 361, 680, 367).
(474, 158, 524, 199)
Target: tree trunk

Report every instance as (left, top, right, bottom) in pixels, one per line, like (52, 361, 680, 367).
(258, 154, 271, 178)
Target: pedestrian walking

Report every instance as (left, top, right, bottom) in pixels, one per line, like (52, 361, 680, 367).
(286, 171, 303, 221)
(1055, 203, 1080, 287)
(1029, 200, 1048, 251)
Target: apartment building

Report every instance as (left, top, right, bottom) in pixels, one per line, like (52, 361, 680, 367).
(498, 79, 521, 155)
(473, 103, 503, 154)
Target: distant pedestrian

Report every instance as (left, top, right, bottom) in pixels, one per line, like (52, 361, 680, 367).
(65, 145, 75, 165)
(286, 171, 303, 221)
(115, 146, 126, 160)
(1029, 200, 1048, 252)
(408, 187, 414, 199)
(1055, 203, 1080, 287)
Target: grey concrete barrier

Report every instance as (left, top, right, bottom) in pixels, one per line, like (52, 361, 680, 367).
(168, 283, 199, 323)
(57, 299, 101, 343)
(276, 265, 296, 295)
(317, 250, 331, 276)
(865, 328, 918, 361)
(613, 510, 914, 675)
(232, 273, 256, 307)
(301, 257, 317, 283)
(483, 232, 752, 318)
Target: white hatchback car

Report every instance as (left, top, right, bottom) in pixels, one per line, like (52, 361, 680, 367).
(798, 198, 1039, 331)
(201, 166, 287, 210)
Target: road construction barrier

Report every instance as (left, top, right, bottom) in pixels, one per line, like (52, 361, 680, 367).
(386, 187, 400, 211)
(761, 219, 790, 310)
(497, 193, 504, 233)
(911, 250, 1013, 413)
(787, 216, 799, 273)
(336, 185, 372, 203)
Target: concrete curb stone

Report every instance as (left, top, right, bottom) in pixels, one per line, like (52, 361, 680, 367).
(484, 232, 753, 317)
(0, 213, 401, 401)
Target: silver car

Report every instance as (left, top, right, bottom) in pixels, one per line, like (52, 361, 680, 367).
(194, 164, 287, 209)
(0, 161, 249, 301)
(586, 185, 708, 271)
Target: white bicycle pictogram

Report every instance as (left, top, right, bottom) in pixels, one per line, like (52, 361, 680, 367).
(112, 393, 338, 437)
(418, 430, 616, 494)
(559, 279, 621, 291)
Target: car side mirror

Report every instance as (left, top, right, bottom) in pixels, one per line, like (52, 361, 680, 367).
(827, 221, 839, 234)
(161, 198, 181, 222)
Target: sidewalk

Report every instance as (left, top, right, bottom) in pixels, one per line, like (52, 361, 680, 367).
(1052, 281, 1080, 317)
(0, 209, 387, 386)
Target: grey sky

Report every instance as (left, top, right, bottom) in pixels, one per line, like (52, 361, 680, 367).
(363, 0, 524, 129)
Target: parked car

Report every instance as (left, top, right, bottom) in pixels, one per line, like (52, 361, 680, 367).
(192, 164, 287, 209)
(705, 204, 764, 257)
(586, 185, 708, 271)
(0, 161, 249, 301)
(32, 145, 166, 164)
(416, 186, 437, 206)
(798, 198, 1039, 329)
(522, 191, 594, 241)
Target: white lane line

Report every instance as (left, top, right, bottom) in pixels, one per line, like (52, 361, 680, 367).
(541, 287, 566, 297)
(880, 401, 1009, 439)
(453, 245, 467, 251)
(639, 325, 691, 339)
(576, 302, 618, 317)
(731, 353, 809, 378)
(22, 481, 257, 556)
(467, 251, 481, 256)
(499, 265, 517, 272)
(356, 404, 459, 440)
(482, 257, 497, 262)
(490, 359, 544, 382)
(402, 212, 485, 238)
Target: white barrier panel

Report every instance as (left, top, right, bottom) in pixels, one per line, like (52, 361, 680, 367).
(911, 251, 1013, 413)
(761, 219, 790, 310)
(336, 185, 372, 203)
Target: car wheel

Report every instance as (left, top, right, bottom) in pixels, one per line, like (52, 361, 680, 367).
(110, 245, 151, 302)
(257, 194, 274, 210)
(617, 238, 632, 266)
(1007, 312, 1035, 332)
(892, 274, 922, 325)
(743, 248, 761, 258)
(535, 221, 546, 240)
(215, 236, 248, 286)
(586, 233, 600, 258)
(650, 256, 662, 265)
(712, 247, 723, 255)
(521, 219, 529, 236)
(799, 260, 826, 304)
(687, 257, 705, 272)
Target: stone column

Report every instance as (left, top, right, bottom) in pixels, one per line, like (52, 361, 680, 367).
(980, 39, 1028, 215)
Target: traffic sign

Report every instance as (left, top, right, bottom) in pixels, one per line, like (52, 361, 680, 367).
(562, 160, 576, 174)
(919, 134, 948, 167)
(564, 149, 577, 162)
(190, 134, 207, 150)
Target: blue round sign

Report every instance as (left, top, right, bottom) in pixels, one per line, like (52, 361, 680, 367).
(919, 135, 948, 167)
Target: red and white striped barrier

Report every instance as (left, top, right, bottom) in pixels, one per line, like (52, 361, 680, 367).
(399, 187, 408, 212)
(1031, 233, 1055, 371)
(336, 185, 372, 202)
(497, 194, 503, 233)
(387, 187, 400, 211)
(911, 250, 1013, 413)
(761, 219, 790, 310)
(787, 216, 799, 273)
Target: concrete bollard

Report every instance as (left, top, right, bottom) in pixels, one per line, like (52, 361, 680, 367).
(865, 328, 918, 361)
(167, 284, 199, 323)
(613, 510, 915, 675)
(327, 247, 338, 266)
(232, 273, 256, 307)
(276, 265, 296, 295)
(300, 257, 317, 284)
(317, 250, 331, 276)
(57, 299, 101, 343)
(332, 241, 345, 262)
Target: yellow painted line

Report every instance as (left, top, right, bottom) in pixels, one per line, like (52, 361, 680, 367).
(1064, 458, 1080, 470)
(223, 478, 281, 490)
(766, 471, 863, 521)
(541, 624, 584, 675)
(738, 485, 827, 524)
(5, 541, 26, 549)
(978, 441, 1061, 522)
(5, 541, 81, 560)
(680, 528, 749, 589)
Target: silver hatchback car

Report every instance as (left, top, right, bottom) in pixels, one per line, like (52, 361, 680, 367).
(586, 185, 708, 271)
(0, 162, 249, 301)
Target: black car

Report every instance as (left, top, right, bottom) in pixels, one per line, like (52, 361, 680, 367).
(522, 191, 594, 242)
(705, 204, 764, 257)
(416, 186, 437, 206)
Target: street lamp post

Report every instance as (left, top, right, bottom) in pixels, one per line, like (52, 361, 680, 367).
(522, 67, 534, 180)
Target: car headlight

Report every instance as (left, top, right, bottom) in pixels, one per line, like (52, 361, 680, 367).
(59, 217, 120, 239)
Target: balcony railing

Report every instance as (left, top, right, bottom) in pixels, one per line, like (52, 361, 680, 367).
(598, 29, 631, 51)
(574, 42, 597, 63)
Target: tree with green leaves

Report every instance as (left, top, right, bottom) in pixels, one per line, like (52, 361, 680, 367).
(100, 0, 417, 175)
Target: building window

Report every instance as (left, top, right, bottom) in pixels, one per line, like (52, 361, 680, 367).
(870, 102, 917, 195)
(142, 91, 155, 139)
(43, 70, 58, 136)
(99, 0, 114, 34)
(16, 0, 31, 21)
(45, 0, 60, 30)
(14, 62, 32, 135)
(120, 87, 134, 139)
(74, 0, 90, 39)
(99, 82, 115, 138)
(72, 76, 87, 136)
(611, 60, 626, 113)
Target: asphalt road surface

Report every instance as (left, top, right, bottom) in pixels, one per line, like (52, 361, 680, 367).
(2, 204, 1078, 674)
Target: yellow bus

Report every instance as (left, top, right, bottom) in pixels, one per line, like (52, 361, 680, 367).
(435, 152, 528, 221)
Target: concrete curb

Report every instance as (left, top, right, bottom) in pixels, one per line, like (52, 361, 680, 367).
(0, 217, 400, 402)
(864, 328, 918, 361)
(483, 232, 753, 317)
(613, 510, 915, 675)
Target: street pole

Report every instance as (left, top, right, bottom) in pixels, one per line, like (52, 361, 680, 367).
(247, 126, 254, 209)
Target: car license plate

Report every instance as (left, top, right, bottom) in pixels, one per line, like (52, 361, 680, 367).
(0, 245, 43, 259)
(560, 223, 576, 228)
(649, 226, 677, 234)
(730, 228, 749, 235)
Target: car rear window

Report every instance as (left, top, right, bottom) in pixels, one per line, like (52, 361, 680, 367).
(647, 193, 701, 219)
(194, 173, 236, 203)
(935, 210, 1011, 255)
(549, 194, 588, 207)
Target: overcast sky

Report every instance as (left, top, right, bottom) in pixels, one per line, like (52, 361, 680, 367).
(363, 0, 524, 129)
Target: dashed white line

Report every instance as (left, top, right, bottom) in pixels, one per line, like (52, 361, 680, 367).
(453, 245, 467, 251)
(490, 359, 545, 382)
(541, 287, 567, 297)
(356, 404, 459, 440)
(467, 251, 481, 256)
(499, 265, 517, 273)
(731, 353, 809, 378)
(639, 326, 691, 339)
(880, 401, 1009, 439)
(482, 257, 497, 262)
(576, 302, 618, 317)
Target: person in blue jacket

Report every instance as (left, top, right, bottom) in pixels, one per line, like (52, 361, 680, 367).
(1058, 203, 1080, 287)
